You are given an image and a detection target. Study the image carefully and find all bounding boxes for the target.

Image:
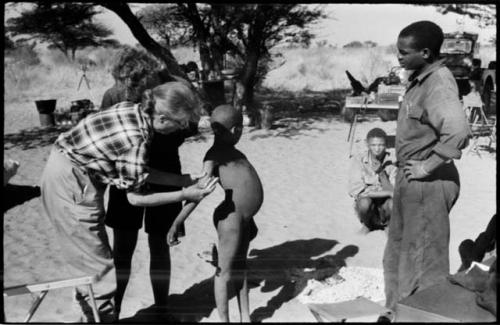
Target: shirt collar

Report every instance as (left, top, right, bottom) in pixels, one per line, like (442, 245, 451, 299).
(409, 59, 445, 85)
(135, 104, 154, 142)
(362, 150, 390, 164)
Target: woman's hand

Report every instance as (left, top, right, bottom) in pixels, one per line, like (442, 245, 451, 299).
(182, 176, 218, 202)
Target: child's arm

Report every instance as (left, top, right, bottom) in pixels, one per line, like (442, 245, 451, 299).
(167, 160, 218, 246)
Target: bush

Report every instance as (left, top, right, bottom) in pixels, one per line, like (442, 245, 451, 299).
(5, 42, 40, 66)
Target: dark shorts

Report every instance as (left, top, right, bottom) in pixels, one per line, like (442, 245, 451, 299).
(105, 184, 185, 235)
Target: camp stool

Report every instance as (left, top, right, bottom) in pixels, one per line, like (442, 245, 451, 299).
(3, 275, 100, 323)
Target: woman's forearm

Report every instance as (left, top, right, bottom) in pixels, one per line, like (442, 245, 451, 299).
(146, 168, 190, 187)
(127, 190, 185, 207)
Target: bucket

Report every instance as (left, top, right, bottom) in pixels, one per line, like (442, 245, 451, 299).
(39, 113, 55, 127)
(35, 99, 57, 127)
(35, 99, 57, 114)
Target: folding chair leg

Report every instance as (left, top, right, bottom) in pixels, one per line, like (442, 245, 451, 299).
(467, 137, 481, 157)
(24, 290, 48, 322)
(310, 308, 325, 322)
(348, 114, 358, 158)
(86, 284, 101, 323)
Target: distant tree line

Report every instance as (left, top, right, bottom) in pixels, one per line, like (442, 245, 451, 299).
(343, 40, 378, 48)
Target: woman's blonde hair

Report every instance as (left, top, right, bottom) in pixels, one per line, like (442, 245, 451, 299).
(141, 81, 201, 122)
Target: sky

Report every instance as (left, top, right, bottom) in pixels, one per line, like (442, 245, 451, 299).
(95, 3, 496, 47)
(5, 3, 496, 48)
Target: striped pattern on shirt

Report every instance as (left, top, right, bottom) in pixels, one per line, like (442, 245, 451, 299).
(55, 102, 153, 191)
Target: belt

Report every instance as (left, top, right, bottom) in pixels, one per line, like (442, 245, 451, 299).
(395, 159, 452, 168)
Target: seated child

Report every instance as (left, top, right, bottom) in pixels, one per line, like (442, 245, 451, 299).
(167, 104, 263, 322)
(348, 128, 396, 231)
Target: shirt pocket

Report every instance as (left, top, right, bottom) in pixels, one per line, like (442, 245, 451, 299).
(407, 103, 424, 120)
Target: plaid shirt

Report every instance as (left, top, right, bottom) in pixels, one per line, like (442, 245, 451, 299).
(55, 102, 153, 191)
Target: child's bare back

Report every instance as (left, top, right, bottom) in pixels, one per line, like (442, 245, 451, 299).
(205, 145, 263, 219)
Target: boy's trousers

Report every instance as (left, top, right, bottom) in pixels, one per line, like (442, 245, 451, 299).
(40, 147, 116, 321)
(383, 162, 460, 310)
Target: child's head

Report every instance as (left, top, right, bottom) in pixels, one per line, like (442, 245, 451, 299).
(142, 81, 200, 135)
(210, 105, 243, 145)
(397, 21, 443, 70)
(366, 128, 387, 158)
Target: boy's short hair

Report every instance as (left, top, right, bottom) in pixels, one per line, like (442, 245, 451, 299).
(366, 128, 387, 141)
(399, 20, 443, 57)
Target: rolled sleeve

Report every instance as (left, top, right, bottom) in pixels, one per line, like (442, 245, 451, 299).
(114, 142, 149, 191)
(424, 74, 471, 160)
(348, 156, 366, 198)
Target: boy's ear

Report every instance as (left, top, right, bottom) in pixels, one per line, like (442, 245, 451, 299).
(421, 48, 431, 59)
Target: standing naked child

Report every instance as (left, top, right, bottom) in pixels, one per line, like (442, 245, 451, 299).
(167, 104, 263, 322)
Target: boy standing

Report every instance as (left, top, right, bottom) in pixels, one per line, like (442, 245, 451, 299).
(348, 128, 396, 231)
(383, 21, 470, 311)
(167, 105, 263, 322)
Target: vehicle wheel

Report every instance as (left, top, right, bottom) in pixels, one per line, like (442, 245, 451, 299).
(482, 80, 494, 114)
(377, 110, 398, 121)
(341, 105, 356, 122)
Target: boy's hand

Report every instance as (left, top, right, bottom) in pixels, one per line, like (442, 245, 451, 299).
(182, 177, 218, 202)
(403, 160, 429, 180)
(167, 224, 181, 246)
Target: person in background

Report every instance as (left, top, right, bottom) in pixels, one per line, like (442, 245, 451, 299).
(348, 128, 396, 231)
(100, 48, 201, 321)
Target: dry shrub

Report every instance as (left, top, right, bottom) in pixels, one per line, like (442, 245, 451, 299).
(262, 46, 398, 92)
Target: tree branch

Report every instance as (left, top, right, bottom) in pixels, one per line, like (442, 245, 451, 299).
(99, 2, 186, 78)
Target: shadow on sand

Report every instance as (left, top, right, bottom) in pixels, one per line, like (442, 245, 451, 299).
(121, 238, 358, 323)
(4, 126, 71, 150)
(3, 183, 41, 212)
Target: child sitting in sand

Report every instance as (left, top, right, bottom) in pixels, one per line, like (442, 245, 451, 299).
(167, 104, 264, 322)
(348, 128, 396, 231)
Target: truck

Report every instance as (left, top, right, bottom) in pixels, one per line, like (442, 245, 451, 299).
(481, 60, 496, 114)
(441, 31, 496, 113)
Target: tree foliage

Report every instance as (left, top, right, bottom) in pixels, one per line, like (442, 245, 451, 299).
(6, 3, 119, 60)
(343, 41, 363, 48)
(101, 3, 324, 126)
(5, 35, 15, 50)
(431, 4, 496, 27)
(137, 4, 193, 47)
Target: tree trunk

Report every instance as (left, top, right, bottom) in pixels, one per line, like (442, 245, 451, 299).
(240, 47, 261, 127)
(198, 42, 212, 77)
(71, 48, 76, 61)
(100, 2, 186, 79)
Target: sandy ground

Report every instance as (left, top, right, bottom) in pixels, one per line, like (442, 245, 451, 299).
(3, 104, 496, 322)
